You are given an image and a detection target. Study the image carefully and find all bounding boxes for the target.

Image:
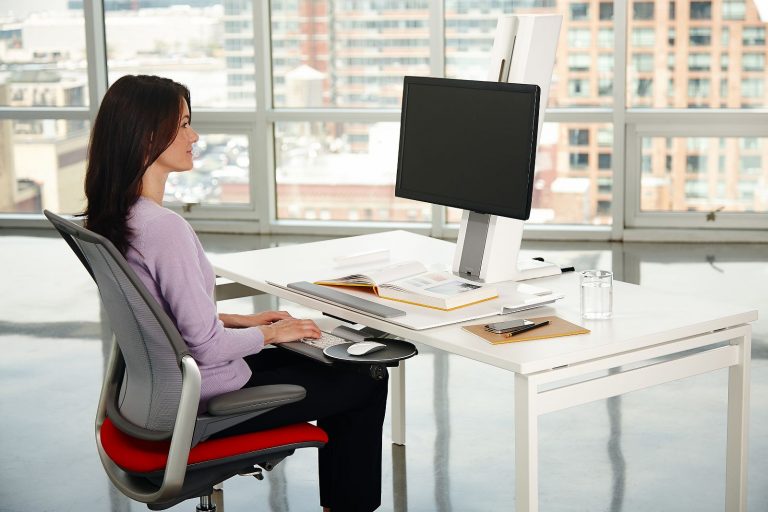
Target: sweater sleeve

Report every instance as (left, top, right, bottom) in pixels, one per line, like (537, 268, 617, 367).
(137, 212, 265, 366)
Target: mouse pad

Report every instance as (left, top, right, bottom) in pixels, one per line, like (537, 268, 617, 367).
(323, 340, 418, 364)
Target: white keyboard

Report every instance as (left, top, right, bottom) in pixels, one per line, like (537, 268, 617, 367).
(299, 331, 349, 350)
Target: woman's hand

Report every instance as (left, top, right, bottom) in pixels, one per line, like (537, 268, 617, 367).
(248, 310, 294, 325)
(219, 310, 293, 328)
(259, 318, 322, 345)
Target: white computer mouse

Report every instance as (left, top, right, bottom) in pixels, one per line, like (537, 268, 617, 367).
(347, 341, 386, 356)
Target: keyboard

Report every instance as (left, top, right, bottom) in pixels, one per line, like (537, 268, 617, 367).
(299, 331, 349, 350)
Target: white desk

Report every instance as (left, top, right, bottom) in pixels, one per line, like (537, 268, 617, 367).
(211, 230, 756, 512)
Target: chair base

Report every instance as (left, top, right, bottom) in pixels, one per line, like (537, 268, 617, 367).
(196, 494, 216, 512)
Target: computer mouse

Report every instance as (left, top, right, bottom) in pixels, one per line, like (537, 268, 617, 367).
(347, 341, 386, 356)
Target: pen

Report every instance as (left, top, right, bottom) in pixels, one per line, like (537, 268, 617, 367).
(503, 320, 549, 338)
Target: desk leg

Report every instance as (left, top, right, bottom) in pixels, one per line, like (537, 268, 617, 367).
(726, 329, 751, 512)
(392, 361, 406, 446)
(515, 373, 538, 512)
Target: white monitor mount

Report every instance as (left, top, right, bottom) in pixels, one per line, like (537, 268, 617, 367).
(452, 14, 563, 283)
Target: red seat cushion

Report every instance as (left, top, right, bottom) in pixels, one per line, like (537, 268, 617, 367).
(100, 417, 328, 473)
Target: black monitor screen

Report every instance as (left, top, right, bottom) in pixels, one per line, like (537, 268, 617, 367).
(395, 76, 540, 220)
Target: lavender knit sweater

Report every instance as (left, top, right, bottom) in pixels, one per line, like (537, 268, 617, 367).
(125, 196, 264, 408)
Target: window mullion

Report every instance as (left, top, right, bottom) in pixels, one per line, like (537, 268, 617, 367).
(429, 0, 445, 236)
(253, 0, 272, 233)
(614, 0, 628, 240)
(83, 0, 108, 119)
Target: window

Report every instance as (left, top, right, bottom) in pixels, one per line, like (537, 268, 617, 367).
(568, 29, 591, 48)
(107, 0, 257, 109)
(570, 3, 589, 20)
(687, 138, 708, 151)
(689, 28, 711, 46)
(743, 27, 765, 46)
(598, 54, 614, 72)
(685, 180, 708, 199)
(690, 1, 712, 19)
(687, 155, 708, 173)
(599, 2, 614, 20)
(741, 78, 764, 97)
(274, 121, 424, 222)
(722, 0, 746, 20)
(3, 0, 767, 233)
(633, 53, 655, 72)
(569, 129, 590, 145)
(641, 154, 653, 173)
(635, 78, 653, 97)
(740, 137, 760, 150)
(740, 155, 762, 175)
(633, 2, 654, 19)
(598, 79, 613, 96)
(597, 128, 613, 146)
(598, 28, 614, 47)
(569, 153, 589, 168)
(743, 53, 765, 72)
(0, 119, 90, 214)
(166, 133, 251, 206)
(688, 78, 710, 97)
(569, 79, 590, 97)
(688, 53, 711, 71)
(568, 54, 591, 72)
(632, 28, 656, 47)
(273, 3, 430, 108)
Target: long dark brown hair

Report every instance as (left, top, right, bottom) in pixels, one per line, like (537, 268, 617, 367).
(83, 75, 191, 254)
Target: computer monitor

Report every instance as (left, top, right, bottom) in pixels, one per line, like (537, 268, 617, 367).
(394, 76, 560, 283)
(395, 76, 540, 221)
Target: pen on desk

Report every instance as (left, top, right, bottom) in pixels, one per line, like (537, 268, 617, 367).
(503, 320, 549, 338)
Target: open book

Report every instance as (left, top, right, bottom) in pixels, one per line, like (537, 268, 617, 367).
(315, 261, 498, 311)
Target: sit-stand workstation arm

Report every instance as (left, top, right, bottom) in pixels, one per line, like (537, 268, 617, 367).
(452, 15, 563, 284)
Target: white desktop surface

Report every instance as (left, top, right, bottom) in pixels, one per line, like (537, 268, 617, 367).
(210, 230, 756, 512)
(210, 229, 755, 374)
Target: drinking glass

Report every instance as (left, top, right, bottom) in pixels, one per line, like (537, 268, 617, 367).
(580, 270, 613, 319)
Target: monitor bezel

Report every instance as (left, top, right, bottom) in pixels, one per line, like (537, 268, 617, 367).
(395, 76, 541, 221)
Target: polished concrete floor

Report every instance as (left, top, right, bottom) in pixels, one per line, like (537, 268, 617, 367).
(0, 229, 766, 512)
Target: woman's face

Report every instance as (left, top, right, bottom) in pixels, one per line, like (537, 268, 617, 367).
(154, 100, 198, 173)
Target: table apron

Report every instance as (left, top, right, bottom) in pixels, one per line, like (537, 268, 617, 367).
(530, 325, 750, 416)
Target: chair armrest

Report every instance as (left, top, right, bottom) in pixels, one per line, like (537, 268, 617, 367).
(206, 384, 306, 416)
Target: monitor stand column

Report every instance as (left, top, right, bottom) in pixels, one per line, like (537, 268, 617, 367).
(452, 210, 561, 283)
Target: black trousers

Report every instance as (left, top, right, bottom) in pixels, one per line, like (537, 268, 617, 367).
(215, 348, 388, 512)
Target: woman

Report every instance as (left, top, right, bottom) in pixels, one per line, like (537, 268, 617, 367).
(84, 75, 388, 512)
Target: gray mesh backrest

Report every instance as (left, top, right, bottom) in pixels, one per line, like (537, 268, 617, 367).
(45, 211, 186, 434)
(77, 240, 182, 431)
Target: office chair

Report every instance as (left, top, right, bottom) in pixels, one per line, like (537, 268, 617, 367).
(44, 210, 328, 511)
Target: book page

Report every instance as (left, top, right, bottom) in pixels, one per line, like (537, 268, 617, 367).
(320, 260, 427, 286)
(382, 271, 485, 298)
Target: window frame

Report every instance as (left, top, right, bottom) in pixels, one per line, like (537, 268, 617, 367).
(625, 111, 768, 232)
